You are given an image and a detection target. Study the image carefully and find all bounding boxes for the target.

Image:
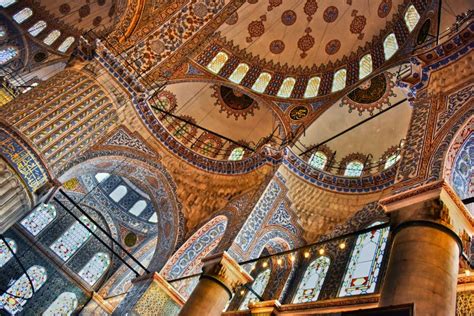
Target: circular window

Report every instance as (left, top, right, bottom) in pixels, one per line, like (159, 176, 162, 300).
(124, 232, 138, 247)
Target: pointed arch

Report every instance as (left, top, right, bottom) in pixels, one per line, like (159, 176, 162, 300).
(229, 63, 250, 84)
(383, 33, 399, 60)
(293, 256, 331, 303)
(43, 292, 78, 316)
(251, 72, 272, 93)
(207, 52, 229, 74)
(304, 76, 321, 98)
(308, 151, 327, 170)
(344, 161, 364, 177)
(332, 69, 347, 92)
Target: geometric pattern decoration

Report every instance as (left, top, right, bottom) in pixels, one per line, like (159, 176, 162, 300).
(292, 256, 330, 303)
(78, 252, 110, 286)
(20, 204, 57, 237)
(450, 133, 473, 201)
(105, 127, 155, 156)
(43, 292, 78, 316)
(339, 222, 389, 297)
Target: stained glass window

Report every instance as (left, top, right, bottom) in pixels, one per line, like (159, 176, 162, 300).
(28, 20, 47, 37)
(109, 185, 127, 202)
(149, 212, 158, 223)
(239, 269, 270, 310)
(21, 203, 57, 236)
(383, 33, 398, 60)
(50, 215, 97, 261)
(129, 200, 147, 216)
(293, 256, 330, 303)
(13, 8, 33, 24)
(0, 0, 16, 8)
(339, 222, 389, 297)
(0, 26, 6, 39)
(0, 238, 17, 267)
(384, 154, 400, 169)
(332, 68, 347, 92)
(78, 252, 110, 286)
(207, 52, 228, 74)
(94, 172, 110, 183)
(359, 54, 373, 80)
(58, 37, 75, 53)
(404, 5, 420, 32)
(43, 292, 78, 316)
(0, 46, 18, 65)
(304, 76, 321, 98)
(251, 72, 272, 93)
(344, 161, 364, 177)
(229, 147, 245, 161)
(229, 63, 249, 84)
(43, 30, 61, 46)
(308, 152, 327, 170)
(0, 265, 47, 314)
(277, 77, 296, 98)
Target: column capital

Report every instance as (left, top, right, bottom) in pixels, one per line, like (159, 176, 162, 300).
(201, 251, 253, 296)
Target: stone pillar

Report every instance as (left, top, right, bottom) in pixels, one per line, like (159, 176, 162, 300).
(379, 180, 474, 316)
(179, 251, 253, 316)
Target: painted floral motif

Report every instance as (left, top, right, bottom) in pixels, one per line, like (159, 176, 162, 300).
(270, 40, 285, 54)
(378, 0, 392, 18)
(350, 10, 366, 40)
(323, 6, 339, 23)
(325, 39, 341, 55)
(281, 10, 296, 26)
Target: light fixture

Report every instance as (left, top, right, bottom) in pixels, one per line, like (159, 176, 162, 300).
(290, 254, 295, 262)
(318, 248, 325, 255)
(304, 251, 310, 258)
(277, 258, 283, 265)
(262, 261, 268, 268)
(466, 269, 471, 276)
(240, 290, 245, 295)
(339, 242, 346, 250)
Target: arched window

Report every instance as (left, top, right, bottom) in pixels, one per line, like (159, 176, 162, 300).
(277, 77, 296, 98)
(359, 54, 373, 79)
(50, 215, 97, 261)
(0, 265, 47, 314)
(28, 20, 47, 36)
(229, 147, 245, 161)
(43, 30, 61, 46)
(332, 68, 347, 92)
(339, 222, 389, 297)
(0, 238, 17, 267)
(384, 153, 400, 169)
(229, 63, 249, 84)
(94, 172, 110, 183)
(148, 213, 158, 223)
(207, 52, 229, 74)
(0, 46, 18, 65)
(129, 200, 147, 216)
(0, 0, 16, 8)
(43, 292, 78, 316)
(239, 269, 271, 310)
(21, 203, 57, 236)
(13, 8, 33, 24)
(78, 252, 110, 286)
(304, 76, 321, 98)
(308, 151, 327, 170)
(251, 72, 272, 93)
(344, 161, 364, 177)
(293, 256, 330, 303)
(404, 5, 420, 32)
(383, 33, 398, 60)
(109, 185, 127, 202)
(58, 37, 75, 53)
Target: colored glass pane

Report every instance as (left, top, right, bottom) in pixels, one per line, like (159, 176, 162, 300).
(129, 200, 147, 216)
(229, 147, 245, 161)
(58, 37, 75, 53)
(109, 185, 127, 202)
(50, 215, 97, 261)
(277, 77, 296, 98)
(207, 52, 228, 74)
(0, 238, 16, 267)
(344, 161, 364, 177)
(251, 72, 272, 93)
(149, 213, 158, 223)
(0, 26, 6, 39)
(0, 265, 47, 314)
(304, 76, 321, 98)
(21, 203, 57, 236)
(359, 54, 373, 79)
(78, 252, 110, 286)
(383, 33, 398, 60)
(0, 46, 18, 65)
(13, 8, 32, 23)
(43, 30, 61, 46)
(339, 222, 389, 297)
(94, 172, 110, 183)
(239, 269, 271, 310)
(308, 152, 327, 170)
(43, 292, 78, 316)
(384, 154, 400, 169)
(293, 256, 330, 303)
(0, 0, 16, 8)
(404, 5, 420, 32)
(28, 21, 47, 36)
(229, 63, 249, 84)
(332, 68, 347, 92)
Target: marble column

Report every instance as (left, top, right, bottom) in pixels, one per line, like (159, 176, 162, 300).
(179, 251, 253, 316)
(379, 180, 474, 316)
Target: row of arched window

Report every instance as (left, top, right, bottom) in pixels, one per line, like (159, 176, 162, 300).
(206, 5, 420, 98)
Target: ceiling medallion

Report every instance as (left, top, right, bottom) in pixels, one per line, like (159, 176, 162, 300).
(226, 12, 239, 25)
(325, 39, 341, 55)
(247, 15, 266, 42)
(211, 85, 259, 120)
(323, 6, 339, 23)
(270, 40, 285, 54)
(350, 10, 366, 40)
(281, 10, 297, 26)
(341, 73, 396, 116)
(304, 0, 318, 22)
(298, 28, 315, 58)
(378, 0, 392, 18)
(289, 105, 309, 121)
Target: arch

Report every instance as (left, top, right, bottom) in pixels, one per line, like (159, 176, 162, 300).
(21, 203, 57, 236)
(0, 265, 47, 314)
(207, 52, 229, 74)
(58, 37, 75, 53)
(95, 172, 110, 183)
(304, 76, 321, 98)
(78, 252, 111, 286)
(383, 33, 398, 60)
(277, 77, 296, 98)
(49, 215, 97, 261)
(404, 5, 420, 32)
(229, 63, 250, 84)
(344, 161, 364, 177)
(229, 147, 245, 161)
(0, 46, 18, 65)
(239, 269, 271, 310)
(339, 221, 389, 297)
(332, 68, 347, 92)
(0, 238, 17, 267)
(43, 30, 61, 46)
(252, 72, 272, 93)
(43, 292, 78, 316)
(109, 185, 127, 202)
(13, 8, 33, 24)
(359, 54, 373, 80)
(28, 20, 47, 36)
(129, 200, 147, 216)
(308, 151, 327, 170)
(292, 256, 331, 303)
